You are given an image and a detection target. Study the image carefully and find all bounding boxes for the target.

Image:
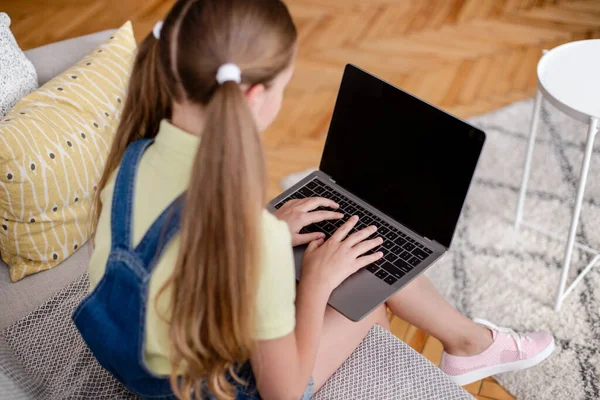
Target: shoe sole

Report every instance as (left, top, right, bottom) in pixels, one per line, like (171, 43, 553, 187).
(449, 337, 556, 386)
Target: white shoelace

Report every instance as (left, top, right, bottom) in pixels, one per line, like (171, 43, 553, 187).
(473, 318, 531, 358)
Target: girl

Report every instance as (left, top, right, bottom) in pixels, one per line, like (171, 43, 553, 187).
(74, 0, 555, 399)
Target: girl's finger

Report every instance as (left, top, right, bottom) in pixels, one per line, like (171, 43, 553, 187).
(343, 225, 377, 248)
(331, 215, 359, 242)
(302, 211, 344, 226)
(306, 238, 325, 252)
(354, 252, 384, 271)
(296, 197, 339, 212)
(280, 199, 297, 209)
(352, 237, 383, 256)
(294, 232, 326, 246)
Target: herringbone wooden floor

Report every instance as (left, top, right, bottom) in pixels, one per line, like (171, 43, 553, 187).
(6, 1, 600, 398)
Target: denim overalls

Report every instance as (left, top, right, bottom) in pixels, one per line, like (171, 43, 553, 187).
(72, 139, 266, 400)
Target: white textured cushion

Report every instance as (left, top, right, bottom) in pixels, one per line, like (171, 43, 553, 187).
(0, 13, 37, 118)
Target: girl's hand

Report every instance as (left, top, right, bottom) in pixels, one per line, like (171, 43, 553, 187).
(301, 216, 384, 292)
(273, 197, 344, 246)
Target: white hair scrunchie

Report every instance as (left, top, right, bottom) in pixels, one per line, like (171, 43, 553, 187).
(216, 63, 242, 85)
(153, 21, 164, 40)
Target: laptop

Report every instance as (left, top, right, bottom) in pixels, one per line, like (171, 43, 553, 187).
(268, 64, 486, 322)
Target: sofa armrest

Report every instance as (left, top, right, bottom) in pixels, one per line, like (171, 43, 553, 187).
(24, 29, 116, 86)
(313, 324, 473, 399)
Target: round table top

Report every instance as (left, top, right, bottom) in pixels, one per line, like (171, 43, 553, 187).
(538, 39, 600, 121)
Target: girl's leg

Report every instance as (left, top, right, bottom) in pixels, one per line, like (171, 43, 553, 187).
(311, 274, 489, 391)
(385, 275, 492, 356)
(311, 304, 389, 391)
(385, 274, 554, 387)
(311, 275, 553, 390)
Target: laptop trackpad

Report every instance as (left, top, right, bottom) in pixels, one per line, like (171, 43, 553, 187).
(292, 244, 394, 322)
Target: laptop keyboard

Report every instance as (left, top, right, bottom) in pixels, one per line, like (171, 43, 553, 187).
(274, 178, 433, 286)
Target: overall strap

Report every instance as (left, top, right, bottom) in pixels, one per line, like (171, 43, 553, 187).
(134, 194, 185, 270)
(110, 139, 154, 251)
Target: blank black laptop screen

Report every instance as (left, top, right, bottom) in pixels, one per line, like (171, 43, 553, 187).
(320, 65, 485, 248)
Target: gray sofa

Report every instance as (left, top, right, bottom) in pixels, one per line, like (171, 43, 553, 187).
(0, 31, 472, 400)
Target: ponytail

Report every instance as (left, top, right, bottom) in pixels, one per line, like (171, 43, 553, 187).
(91, 32, 171, 234)
(168, 81, 265, 399)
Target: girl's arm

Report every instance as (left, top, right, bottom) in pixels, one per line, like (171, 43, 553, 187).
(250, 277, 329, 399)
(251, 217, 383, 399)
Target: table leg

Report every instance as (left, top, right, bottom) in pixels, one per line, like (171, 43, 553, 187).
(515, 89, 543, 230)
(555, 117, 599, 311)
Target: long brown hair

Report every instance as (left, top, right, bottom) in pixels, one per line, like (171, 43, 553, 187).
(91, 1, 297, 398)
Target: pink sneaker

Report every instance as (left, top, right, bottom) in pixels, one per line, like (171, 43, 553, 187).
(440, 318, 555, 386)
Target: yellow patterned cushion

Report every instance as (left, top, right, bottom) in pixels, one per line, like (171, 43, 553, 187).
(0, 22, 136, 282)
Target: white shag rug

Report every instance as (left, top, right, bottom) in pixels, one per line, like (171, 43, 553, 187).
(281, 99, 600, 400)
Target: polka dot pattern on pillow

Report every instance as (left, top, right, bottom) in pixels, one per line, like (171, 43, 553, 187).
(0, 21, 136, 282)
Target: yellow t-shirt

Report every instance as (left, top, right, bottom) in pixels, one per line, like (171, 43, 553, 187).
(88, 120, 296, 375)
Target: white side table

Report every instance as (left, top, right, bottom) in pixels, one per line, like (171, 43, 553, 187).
(515, 39, 600, 312)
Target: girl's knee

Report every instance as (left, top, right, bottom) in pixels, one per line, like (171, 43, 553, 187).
(370, 304, 390, 330)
